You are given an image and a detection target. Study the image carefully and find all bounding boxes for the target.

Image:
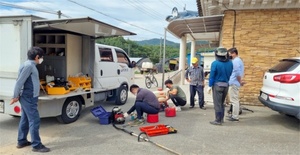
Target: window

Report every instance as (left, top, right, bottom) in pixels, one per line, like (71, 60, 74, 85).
(116, 49, 129, 65)
(269, 60, 300, 73)
(99, 48, 113, 62)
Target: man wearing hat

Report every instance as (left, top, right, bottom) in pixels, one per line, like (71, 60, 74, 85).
(185, 57, 206, 110)
(208, 47, 233, 125)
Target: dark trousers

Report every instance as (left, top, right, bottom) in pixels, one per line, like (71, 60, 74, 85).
(189, 85, 204, 108)
(18, 96, 42, 149)
(212, 85, 229, 121)
(170, 96, 186, 106)
(127, 102, 159, 119)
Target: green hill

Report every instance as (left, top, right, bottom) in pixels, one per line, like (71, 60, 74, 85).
(135, 38, 179, 47)
(135, 38, 211, 48)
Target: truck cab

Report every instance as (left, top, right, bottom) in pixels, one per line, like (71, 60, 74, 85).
(95, 44, 134, 90)
(94, 44, 134, 105)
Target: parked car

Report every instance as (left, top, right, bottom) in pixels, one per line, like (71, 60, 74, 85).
(258, 57, 300, 119)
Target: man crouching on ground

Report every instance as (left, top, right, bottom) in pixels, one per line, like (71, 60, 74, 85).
(164, 79, 187, 111)
(123, 84, 160, 126)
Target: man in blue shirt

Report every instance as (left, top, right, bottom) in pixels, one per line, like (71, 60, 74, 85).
(10, 47, 50, 152)
(228, 48, 245, 121)
(185, 57, 206, 110)
(208, 47, 233, 125)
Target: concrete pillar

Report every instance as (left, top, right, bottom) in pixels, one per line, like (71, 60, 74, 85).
(190, 40, 196, 66)
(179, 36, 187, 85)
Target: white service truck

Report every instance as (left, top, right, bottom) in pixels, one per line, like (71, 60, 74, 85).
(0, 15, 136, 123)
(201, 52, 215, 77)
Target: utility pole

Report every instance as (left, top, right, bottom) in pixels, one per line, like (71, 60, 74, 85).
(128, 44, 131, 56)
(159, 37, 162, 62)
(162, 29, 166, 89)
(57, 10, 62, 19)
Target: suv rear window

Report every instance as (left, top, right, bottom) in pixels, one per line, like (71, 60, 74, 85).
(269, 60, 300, 73)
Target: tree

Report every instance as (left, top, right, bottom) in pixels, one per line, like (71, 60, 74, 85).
(96, 37, 180, 64)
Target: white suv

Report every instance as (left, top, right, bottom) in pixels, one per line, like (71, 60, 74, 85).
(258, 57, 300, 119)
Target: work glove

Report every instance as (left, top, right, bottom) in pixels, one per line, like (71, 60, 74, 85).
(207, 87, 212, 94)
(123, 112, 129, 118)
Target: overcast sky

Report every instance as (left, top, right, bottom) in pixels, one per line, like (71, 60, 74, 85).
(0, 0, 198, 43)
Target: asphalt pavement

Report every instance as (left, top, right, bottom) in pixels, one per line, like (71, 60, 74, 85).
(0, 73, 299, 155)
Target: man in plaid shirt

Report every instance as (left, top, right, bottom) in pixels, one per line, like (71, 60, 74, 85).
(185, 57, 206, 110)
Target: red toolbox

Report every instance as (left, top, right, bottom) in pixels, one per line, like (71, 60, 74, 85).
(139, 124, 169, 137)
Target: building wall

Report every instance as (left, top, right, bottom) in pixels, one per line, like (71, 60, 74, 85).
(221, 9, 300, 105)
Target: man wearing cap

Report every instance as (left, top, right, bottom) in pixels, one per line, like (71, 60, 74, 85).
(185, 57, 206, 110)
(208, 47, 233, 125)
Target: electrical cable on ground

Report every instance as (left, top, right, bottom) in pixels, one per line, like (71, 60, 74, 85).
(112, 123, 181, 155)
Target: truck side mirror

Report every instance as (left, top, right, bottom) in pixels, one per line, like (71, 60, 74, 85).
(131, 61, 136, 68)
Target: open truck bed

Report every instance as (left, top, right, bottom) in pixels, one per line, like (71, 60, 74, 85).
(0, 15, 136, 123)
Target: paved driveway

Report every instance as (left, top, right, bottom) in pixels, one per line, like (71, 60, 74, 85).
(0, 73, 299, 155)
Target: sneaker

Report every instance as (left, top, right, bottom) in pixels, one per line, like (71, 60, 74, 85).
(16, 141, 31, 149)
(32, 145, 50, 153)
(227, 117, 239, 122)
(175, 106, 181, 111)
(130, 119, 145, 127)
(210, 120, 222, 125)
(189, 105, 194, 109)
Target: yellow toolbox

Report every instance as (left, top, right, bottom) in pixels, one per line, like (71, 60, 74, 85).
(46, 85, 70, 95)
(68, 76, 91, 89)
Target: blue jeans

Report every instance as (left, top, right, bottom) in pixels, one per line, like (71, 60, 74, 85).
(18, 96, 42, 148)
(189, 85, 204, 108)
(127, 101, 159, 119)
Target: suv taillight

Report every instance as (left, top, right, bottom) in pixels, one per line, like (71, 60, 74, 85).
(273, 74, 300, 83)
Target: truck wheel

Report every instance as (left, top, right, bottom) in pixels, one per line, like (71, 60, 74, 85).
(57, 97, 82, 124)
(115, 85, 128, 105)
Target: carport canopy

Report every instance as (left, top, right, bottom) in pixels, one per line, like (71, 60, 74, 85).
(166, 15, 224, 85)
(166, 15, 224, 45)
(33, 17, 136, 38)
